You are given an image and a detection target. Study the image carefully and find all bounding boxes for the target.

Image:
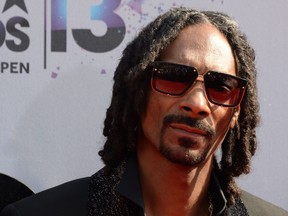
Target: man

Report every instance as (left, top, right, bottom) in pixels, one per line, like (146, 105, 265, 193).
(1, 7, 287, 216)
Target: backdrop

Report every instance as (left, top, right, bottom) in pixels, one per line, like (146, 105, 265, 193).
(0, 0, 287, 211)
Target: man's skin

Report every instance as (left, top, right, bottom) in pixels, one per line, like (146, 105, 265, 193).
(137, 23, 240, 216)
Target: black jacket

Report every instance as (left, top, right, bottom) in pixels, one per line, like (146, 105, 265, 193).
(0, 174, 34, 212)
(1, 156, 287, 216)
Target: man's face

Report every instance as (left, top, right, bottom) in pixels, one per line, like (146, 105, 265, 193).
(138, 23, 239, 166)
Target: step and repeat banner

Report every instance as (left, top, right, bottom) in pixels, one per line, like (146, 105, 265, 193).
(0, 0, 287, 210)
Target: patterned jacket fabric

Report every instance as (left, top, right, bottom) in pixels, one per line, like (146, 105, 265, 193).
(87, 156, 249, 216)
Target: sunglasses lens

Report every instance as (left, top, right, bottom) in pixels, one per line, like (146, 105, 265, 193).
(151, 63, 197, 95)
(204, 72, 246, 107)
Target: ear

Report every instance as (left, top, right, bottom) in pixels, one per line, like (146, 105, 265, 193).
(230, 107, 240, 129)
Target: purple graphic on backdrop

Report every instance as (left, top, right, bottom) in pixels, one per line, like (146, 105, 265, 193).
(51, 0, 67, 52)
(49, 0, 125, 53)
(90, 1, 124, 27)
(128, 0, 144, 15)
(73, 0, 125, 52)
(51, 0, 66, 30)
(51, 71, 58, 78)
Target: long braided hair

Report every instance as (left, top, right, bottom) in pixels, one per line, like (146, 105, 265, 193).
(98, 7, 260, 206)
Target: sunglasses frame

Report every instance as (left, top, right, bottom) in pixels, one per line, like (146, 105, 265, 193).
(150, 61, 247, 107)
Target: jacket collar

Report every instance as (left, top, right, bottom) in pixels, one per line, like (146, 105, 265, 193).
(117, 153, 145, 209)
(117, 154, 227, 215)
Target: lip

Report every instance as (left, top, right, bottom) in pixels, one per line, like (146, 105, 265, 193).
(169, 123, 208, 137)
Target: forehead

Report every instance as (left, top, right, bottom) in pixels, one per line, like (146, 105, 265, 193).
(160, 23, 236, 75)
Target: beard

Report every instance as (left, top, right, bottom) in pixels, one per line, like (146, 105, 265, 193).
(159, 115, 215, 166)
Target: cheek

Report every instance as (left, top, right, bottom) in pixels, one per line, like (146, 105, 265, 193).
(212, 107, 234, 142)
(141, 96, 163, 141)
(141, 92, 176, 146)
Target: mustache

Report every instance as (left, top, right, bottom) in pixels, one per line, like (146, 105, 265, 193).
(162, 114, 215, 137)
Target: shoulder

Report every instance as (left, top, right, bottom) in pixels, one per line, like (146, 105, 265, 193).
(241, 190, 288, 216)
(0, 177, 90, 216)
(0, 174, 34, 211)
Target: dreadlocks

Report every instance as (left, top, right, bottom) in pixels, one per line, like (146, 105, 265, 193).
(98, 7, 260, 206)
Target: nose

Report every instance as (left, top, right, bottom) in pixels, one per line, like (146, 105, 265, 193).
(179, 82, 211, 118)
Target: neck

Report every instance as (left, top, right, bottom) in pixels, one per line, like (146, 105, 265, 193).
(137, 144, 214, 216)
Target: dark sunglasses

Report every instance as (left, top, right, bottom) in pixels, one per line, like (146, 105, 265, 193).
(150, 61, 247, 107)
